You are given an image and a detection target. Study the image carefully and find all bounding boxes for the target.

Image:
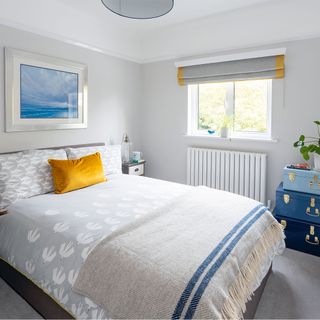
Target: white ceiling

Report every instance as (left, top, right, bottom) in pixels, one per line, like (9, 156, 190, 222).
(56, 0, 275, 30)
(1, 0, 320, 63)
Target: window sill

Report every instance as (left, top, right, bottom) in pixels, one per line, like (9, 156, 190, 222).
(183, 134, 278, 143)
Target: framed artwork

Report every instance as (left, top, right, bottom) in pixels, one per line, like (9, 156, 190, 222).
(5, 48, 88, 132)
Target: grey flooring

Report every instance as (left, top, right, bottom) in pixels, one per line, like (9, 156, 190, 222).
(0, 249, 319, 319)
(0, 276, 41, 319)
(255, 248, 320, 319)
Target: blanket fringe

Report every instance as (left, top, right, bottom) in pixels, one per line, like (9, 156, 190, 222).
(221, 221, 285, 320)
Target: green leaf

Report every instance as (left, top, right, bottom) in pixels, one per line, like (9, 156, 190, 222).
(299, 135, 305, 141)
(309, 145, 316, 152)
(294, 140, 305, 147)
(314, 120, 320, 125)
(302, 152, 310, 161)
(300, 146, 308, 153)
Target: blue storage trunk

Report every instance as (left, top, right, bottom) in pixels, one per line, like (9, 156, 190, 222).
(275, 215, 320, 257)
(283, 166, 320, 195)
(274, 183, 320, 256)
(274, 183, 320, 224)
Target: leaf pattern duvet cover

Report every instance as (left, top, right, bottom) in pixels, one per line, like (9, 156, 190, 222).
(0, 174, 189, 319)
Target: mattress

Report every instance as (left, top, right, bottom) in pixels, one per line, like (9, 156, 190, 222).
(0, 174, 190, 319)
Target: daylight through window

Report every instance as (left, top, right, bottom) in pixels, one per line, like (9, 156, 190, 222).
(188, 79, 272, 139)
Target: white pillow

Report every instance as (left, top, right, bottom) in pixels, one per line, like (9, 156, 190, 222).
(0, 149, 67, 211)
(66, 145, 122, 176)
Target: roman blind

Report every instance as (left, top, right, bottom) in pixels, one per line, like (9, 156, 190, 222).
(177, 54, 285, 86)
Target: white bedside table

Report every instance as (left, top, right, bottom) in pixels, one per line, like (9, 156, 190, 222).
(122, 160, 146, 176)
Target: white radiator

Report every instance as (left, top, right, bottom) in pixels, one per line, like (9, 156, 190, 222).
(187, 147, 267, 204)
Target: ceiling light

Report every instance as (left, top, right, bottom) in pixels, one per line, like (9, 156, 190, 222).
(101, 0, 174, 19)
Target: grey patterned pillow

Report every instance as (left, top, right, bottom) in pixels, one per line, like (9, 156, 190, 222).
(0, 149, 67, 211)
(66, 145, 122, 175)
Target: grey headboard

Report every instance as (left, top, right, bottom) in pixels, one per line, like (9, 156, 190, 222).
(0, 142, 105, 155)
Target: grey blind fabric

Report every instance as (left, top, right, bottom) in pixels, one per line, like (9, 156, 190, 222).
(177, 55, 284, 85)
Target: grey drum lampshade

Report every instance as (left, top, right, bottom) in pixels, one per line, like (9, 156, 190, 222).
(101, 0, 174, 19)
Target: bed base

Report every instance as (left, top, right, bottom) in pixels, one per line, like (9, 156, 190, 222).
(0, 258, 271, 320)
(0, 259, 73, 319)
(244, 266, 271, 319)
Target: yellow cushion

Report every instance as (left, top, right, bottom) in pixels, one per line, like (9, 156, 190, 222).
(48, 152, 106, 194)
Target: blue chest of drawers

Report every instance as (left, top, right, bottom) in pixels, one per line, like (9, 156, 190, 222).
(274, 183, 320, 256)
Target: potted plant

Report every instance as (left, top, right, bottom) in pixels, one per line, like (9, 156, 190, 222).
(220, 115, 233, 138)
(294, 120, 320, 170)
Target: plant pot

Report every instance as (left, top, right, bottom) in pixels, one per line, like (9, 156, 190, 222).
(220, 127, 230, 138)
(314, 153, 320, 171)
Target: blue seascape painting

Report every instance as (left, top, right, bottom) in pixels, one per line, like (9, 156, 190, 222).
(20, 64, 79, 119)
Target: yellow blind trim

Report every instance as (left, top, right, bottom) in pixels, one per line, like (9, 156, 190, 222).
(275, 55, 285, 79)
(177, 67, 185, 86)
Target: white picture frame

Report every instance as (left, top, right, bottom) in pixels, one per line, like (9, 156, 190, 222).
(5, 48, 88, 132)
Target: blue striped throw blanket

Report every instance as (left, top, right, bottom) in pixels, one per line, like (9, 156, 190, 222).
(74, 186, 285, 319)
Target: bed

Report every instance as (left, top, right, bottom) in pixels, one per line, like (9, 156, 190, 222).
(0, 143, 285, 319)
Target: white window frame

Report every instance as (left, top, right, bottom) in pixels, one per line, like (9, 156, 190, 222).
(188, 80, 272, 140)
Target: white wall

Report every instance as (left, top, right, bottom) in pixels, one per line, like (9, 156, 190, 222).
(141, 37, 320, 204)
(0, 24, 142, 153)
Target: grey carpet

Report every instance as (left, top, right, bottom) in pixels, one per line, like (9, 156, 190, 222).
(0, 249, 319, 319)
(255, 248, 320, 319)
(0, 276, 41, 319)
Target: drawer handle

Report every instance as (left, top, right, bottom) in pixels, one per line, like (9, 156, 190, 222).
(280, 220, 287, 230)
(135, 168, 139, 172)
(306, 207, 320, 217)
(310, 198, 316, 207)
(305, 235, 319, 245)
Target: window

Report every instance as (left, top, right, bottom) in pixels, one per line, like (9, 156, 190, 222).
(188, 79, 272, 140)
